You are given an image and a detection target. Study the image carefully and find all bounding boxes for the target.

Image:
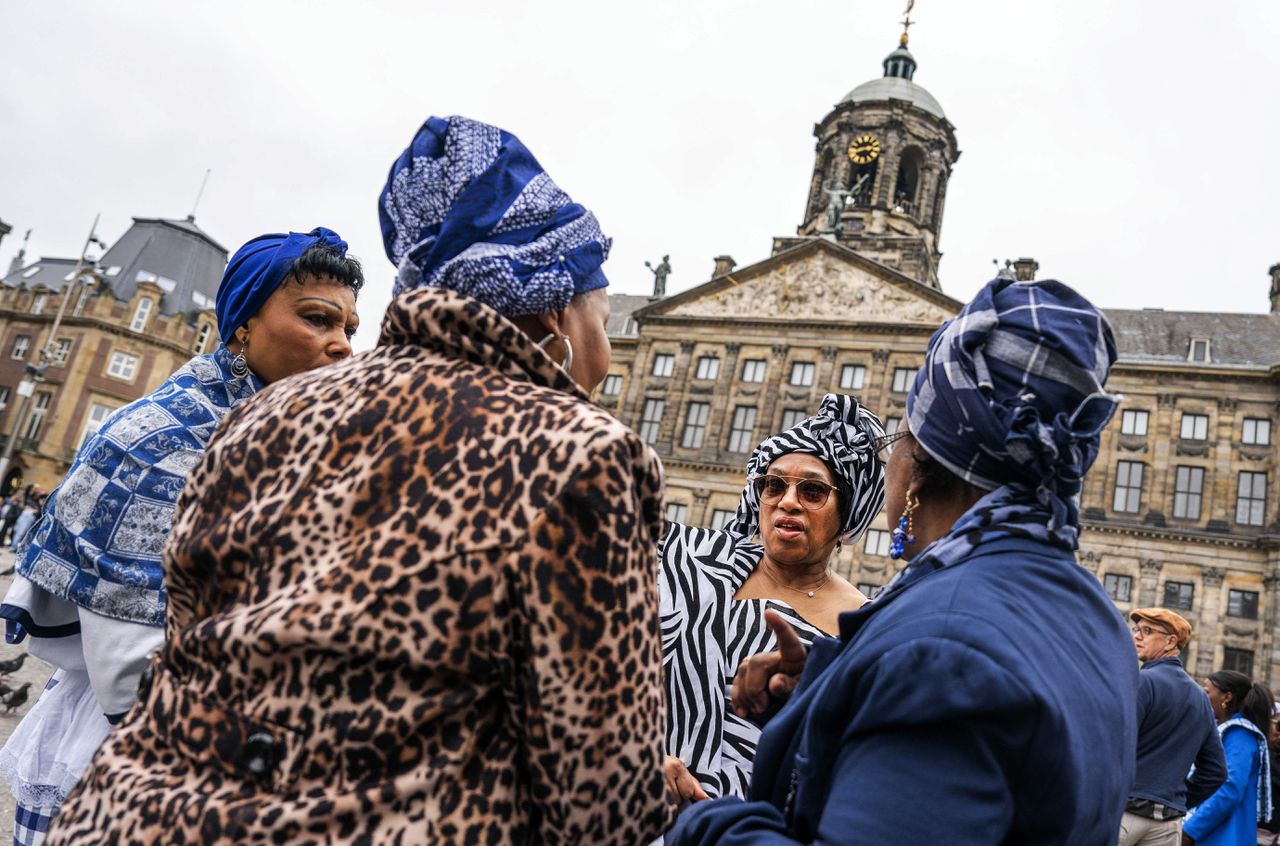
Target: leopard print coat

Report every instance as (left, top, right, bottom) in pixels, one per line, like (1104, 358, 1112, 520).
(46, 288, 675, 845)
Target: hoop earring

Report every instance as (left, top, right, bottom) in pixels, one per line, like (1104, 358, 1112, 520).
(889, 493, 918, 560)
(231, 336, 249, 379)
(537, 332, 573, 373)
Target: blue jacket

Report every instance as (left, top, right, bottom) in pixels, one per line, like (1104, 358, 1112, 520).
(1184, 723, 1264, 846)
(669, 536, 1138, 845)
(1131, 656, 1225, 812)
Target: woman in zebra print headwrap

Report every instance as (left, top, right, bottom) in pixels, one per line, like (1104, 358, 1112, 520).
(659, 393, 886, 802)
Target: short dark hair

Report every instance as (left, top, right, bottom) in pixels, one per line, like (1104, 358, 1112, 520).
(1208, 670, 1274, 736)
(286, 244, 364, 296)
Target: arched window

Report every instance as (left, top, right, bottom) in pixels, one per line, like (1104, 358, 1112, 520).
(931, 174, 948, 230)
(130, 297, 153, 332)
(850, 159, 878, 207)
(894, 147, 925, 215)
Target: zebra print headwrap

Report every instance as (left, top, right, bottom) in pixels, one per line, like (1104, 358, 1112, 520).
(727, 393, 886, 545)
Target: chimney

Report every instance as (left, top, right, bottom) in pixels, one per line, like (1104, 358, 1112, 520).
(1269, 263, 1280, 313)
(1013, 257, 1039, 282)
(712, 255, 736, 278)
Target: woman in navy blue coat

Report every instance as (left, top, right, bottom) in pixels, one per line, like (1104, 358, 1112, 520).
(669, 277, 1140, 845)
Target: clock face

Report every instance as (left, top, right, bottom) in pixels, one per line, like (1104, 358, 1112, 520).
(848, 134, 881, 165)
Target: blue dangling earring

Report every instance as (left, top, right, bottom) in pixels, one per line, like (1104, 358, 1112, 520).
(231, 334, 249, 379)
(889, 493, 918, 560)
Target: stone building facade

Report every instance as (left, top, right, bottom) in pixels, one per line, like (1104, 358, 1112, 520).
(596, 37, 1280, 688)
(0, 216, 222, 493)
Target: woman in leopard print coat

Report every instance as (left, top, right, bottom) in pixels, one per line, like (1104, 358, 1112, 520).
(46, 117, 674, 844)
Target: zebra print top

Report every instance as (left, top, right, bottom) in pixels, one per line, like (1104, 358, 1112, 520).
(659, 521, 823, 799)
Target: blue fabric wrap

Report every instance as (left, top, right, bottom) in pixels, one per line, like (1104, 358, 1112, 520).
(215, 227, 348, 340)
(727, 393, 885, 546)
(13, 346, 262, 627)
(906, 277, 1119, 547)
(378, 115, 610, 316)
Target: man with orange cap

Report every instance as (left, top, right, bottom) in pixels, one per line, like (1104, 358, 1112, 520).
(1119, 608, 1227, 845)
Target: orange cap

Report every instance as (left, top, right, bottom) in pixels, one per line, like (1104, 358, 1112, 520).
(1130, 608, 1192, 649)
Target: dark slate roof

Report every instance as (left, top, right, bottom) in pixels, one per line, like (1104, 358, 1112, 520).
(95, 217, 227, 317)
(607, 294, 652, 337)
(1104, 308, 1280, 369)
(2, 257, 82, 292)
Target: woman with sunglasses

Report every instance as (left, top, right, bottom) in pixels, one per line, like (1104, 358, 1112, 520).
(659, 393, 885, 804)
(670, 278, 1140, 845)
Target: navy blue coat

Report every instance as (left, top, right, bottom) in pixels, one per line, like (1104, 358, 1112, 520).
(669, 536, 1139, 845)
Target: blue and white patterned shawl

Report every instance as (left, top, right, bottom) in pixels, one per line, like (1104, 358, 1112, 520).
(16, 346, 261, 627)
(378, 115, 610, 315)
(1187, 714, 1273, 825)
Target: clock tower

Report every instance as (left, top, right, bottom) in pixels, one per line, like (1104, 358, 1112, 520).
(780, 31, 960, 290)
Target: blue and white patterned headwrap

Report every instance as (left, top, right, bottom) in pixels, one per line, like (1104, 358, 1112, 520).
(728, 394, 886, 545)
(378, 115, 610, 316)
(907, 277, 1120, 542)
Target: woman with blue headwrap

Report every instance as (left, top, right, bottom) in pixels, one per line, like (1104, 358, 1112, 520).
(669, 278, 1141, 845)
(44, 116, 672, 846)
(0, 229, 361, 844)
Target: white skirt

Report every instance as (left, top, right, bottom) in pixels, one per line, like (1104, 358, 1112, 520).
(0, 668, 111, 809)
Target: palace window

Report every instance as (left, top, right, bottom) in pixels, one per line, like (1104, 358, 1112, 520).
(780, 408, 806, 431)
(1222, 647, 1253, 677)
(1112, 461, 1144, 513)
(1103, 573, 1133, 603)
(1227, 589, 1259, 620)
(130, 297, 154, 332)
(884, 416, 902, 435)
(1162, 581, 1194, 611)
(857, 582, 881, 599)
(681, 402, 710, 449)
(0, 387, 9, 412)
(1242, 418, 1271, 446)
(73, 284, 91, 316)
(1187, 338, 1211, 363)
(665, 502, 688, 524)
(194, 323, 214, 355)
(10, 335, 30, 360)
(22, 391, 52, 441)
(893, 148, 925, 214)
(31, 293, 47, 315)
(710, 509, 736, 531)
(741, 359, 766, 383)
(52, 338, 72, 365)
(891, 367, 915, 393)
(1172, 466, 1205, 520)
(78, 402, 116, 449)
(651, 353, 675, 378)
(639, 399, 665, 444)
(694, 356, 720, 380)
(728, 406, 757, 453)
(1180, 413, 1208, 441)
(107, 351, 139, 381)
(1236, 472, 1267, 526)
(1120, 410, 1149, 436)
(839, 364, 865, 390)
(864, 529, 892, 557)
(789, 362, 815, 387)
(601, 374, 622, 396)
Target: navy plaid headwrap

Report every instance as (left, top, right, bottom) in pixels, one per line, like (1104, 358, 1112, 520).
(378, 115, 610, 316)
(907, 277, 1119, 542)
(728, 394, 886, 545)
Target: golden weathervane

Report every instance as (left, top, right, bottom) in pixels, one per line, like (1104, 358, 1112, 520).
(900, 0, 916, 46)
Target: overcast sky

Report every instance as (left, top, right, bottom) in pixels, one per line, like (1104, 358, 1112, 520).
(2, 0, 1277, 350)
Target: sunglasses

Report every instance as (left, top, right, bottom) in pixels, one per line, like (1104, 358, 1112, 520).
(871, 429, 910, 459)
(752, 474, 837, 510)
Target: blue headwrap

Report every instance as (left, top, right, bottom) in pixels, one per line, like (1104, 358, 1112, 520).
(907, 277, 1120, 542)
(215, 227, 349, 340)
(378, 115, 610, 316)
(728, 394, 886, 545)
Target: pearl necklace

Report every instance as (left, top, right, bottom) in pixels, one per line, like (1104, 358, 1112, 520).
(762, 565, 831, 598)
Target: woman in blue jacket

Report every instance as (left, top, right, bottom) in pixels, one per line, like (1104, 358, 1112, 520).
(669, 277, 1139, 845)
(1183, 670, 1274, 845)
